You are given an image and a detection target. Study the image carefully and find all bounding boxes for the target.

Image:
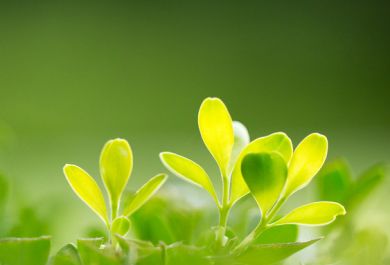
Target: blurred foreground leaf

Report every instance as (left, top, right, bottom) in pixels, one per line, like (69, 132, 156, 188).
(0, 236, 50, 265)
(254, 225, 298, 244)
(235, 238, 321, 265)
(77, 238, 123, 265)
(50, 244, 81, 265)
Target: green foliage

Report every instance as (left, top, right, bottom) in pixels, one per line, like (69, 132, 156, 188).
(63, 138, 167, 241)
(50, 244, 81, 265)
(0, 236, 51, 265)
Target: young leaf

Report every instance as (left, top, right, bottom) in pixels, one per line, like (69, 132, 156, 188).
(235, 238, 321, 265)
(198, 97, 234, 177)
(111, 216, 131, 236)
(241, 153, 287, 215)
(283, 133, 328, 198)
(272, 201, 346, 226)
(123, 173, 168, 216)
(63, 164, 108, 224)
(230, 132, 293, 204)
(160, 152, 218, 204)
(228, 121, 250, 171)
(51, 244, 81, 265)
(255, 225, 298, 244)
(100, 138, 133, 216)
(0, 236, 51, 265)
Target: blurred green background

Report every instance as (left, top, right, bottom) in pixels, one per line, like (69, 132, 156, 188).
(0, 0, 389, 254)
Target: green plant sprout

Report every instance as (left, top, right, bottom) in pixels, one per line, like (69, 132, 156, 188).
(63, 138, 167, 242)
(160, 97, 346, 252)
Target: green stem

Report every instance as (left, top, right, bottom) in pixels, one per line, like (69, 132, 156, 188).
(216, 172, 231, 247)
(233, 196, 287, 253)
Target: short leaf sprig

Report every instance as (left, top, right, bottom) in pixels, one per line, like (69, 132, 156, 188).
(160, 97, 346, 252)
(63, 138, 167, 242)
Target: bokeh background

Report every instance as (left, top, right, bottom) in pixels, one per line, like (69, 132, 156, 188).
(0, 0, 389, 258)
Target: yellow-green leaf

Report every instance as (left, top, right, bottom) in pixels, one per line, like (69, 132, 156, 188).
(272, 201, 346, 226)
(228, 121, 250, 174)
(198, 97, 234, 176)
(123, 174, 167, 216)
(63, 164, 108, 224)
(111, 216, 131, 236)
(230, 132, 293, 204)
(283, 133, 328, 198)
(100, 138, 133, 215)
(241, 153, 287, 216)
(160, 152, 218, 204)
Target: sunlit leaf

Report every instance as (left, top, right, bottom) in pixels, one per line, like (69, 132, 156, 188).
(283, 133, 328, 198)
(63, 164, 108, 224)
(315, 159, 352, 204)
(51, 244, 81, 265)
(100, 138, 133, 216)
(198, 97, 234, 176)
(0, 236, 51, 265)
(111, 216, 131, 236)
(241, 153, 287, 215)
(272, 201, 346, 226)
(160, 152, 218, 204)
(123, 174, 168, 216)
(235, 238, 321, 265)
(230, 132, 293, 204)
(228, 121, 250, 173)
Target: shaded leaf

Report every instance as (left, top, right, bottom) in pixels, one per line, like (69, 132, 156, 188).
(123, 174, 168, 216)
(348, 163, 386, 209)
(255, 225, 298, 244)
(273, 201, 346, 226)
(100, 138, 132, 217)
(63, 164, 108, 224)
(283, 133, 328, 198)
(50, 244, 81, 265)
(198, 97, 234, 176)
(160, 152, 218, 203)
(228, 121, 250, 173)
(231, 132, 293, 204)
(77, 238, 123, 265)
(0, 236, 51, 265)
(316, 159, 352, 204)
(241, 153, 287, 215)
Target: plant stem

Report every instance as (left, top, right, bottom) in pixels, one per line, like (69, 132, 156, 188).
(233, 196, 287, 253)
(216, 172, 231, 247)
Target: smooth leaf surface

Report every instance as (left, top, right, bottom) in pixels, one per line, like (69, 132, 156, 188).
(228, 121, 250, 173)
(51, 244, 81, 265)
(273, 201, 346, 226)
(230, 132, 293, 204)
(198, 97, 234, 176)
(241, 153, 287, 215)
(111, 216, 131, 236)
(160, 152, 218, 203)
(235, 238, 321, 265)
(100, 138, 133, 213)
(123, 173, 167, 216)
(283, 133, 328, 198)
(0, 236, 51, 265)
(63, 164, 108, 223)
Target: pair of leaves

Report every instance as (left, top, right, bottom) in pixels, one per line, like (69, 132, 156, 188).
(241, 133, 345, 226)
(63, 139, 167, 226)
(160, 98, 294, 208)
